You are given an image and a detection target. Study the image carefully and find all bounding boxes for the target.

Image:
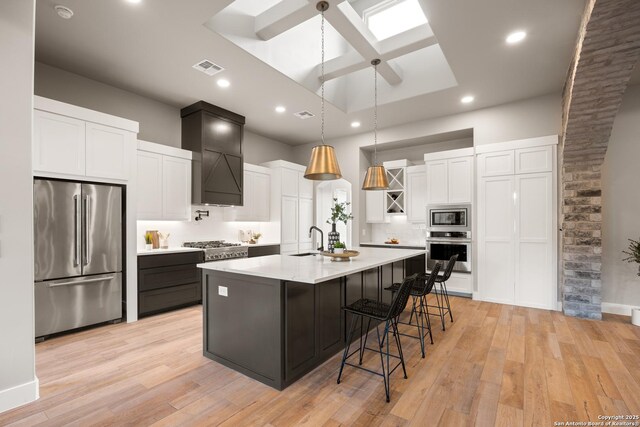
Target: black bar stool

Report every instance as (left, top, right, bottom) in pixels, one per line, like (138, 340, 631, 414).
(383, 263, 442, 358)
(426, 254, 458, 331)
(337, 273, 418, 402)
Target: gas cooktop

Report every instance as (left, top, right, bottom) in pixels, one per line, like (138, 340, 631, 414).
(183, 241, 247, 261)
(183, 240, 242, 249)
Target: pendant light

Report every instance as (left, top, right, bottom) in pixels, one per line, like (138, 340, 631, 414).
(362, 59, 389, 190)
(304, 1, 343, 181)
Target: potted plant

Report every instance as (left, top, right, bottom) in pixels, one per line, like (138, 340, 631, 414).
(250, 232, 262, 244)
(622, 238, 640, 326)
(327, 198, 353, 252)
(333, 241, 346, 254)
(144, 232, 154, 250)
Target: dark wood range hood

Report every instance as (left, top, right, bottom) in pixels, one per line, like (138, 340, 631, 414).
(181, 101, 245, 206)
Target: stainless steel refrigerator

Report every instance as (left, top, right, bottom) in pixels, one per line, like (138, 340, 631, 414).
(34, 179, 123, 338)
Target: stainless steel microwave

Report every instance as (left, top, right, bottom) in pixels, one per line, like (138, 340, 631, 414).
(426, 204, 471, 232)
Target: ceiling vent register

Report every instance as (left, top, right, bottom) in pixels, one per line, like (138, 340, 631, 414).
(192, 60, 225, 76)
(294, 110, 315, 119)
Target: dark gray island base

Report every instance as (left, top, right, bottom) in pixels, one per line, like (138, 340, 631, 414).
(201, 251, 425, 390)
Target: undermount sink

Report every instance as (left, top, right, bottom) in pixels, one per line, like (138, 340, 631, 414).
(289, 252, 320, 257)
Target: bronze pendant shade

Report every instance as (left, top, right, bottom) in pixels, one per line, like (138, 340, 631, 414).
(362, 59, 389, 191)
(304, 145, 342, 180)
(362, 165, 389, 190)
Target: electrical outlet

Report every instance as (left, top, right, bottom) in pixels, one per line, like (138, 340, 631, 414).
(218, 286, 228, 297)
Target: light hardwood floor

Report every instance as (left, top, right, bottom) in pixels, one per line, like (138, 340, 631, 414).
(2, 296, 639, 426)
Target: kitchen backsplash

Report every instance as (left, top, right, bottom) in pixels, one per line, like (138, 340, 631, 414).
(370, 215, 426, 247)
(137, 206, 279, 250)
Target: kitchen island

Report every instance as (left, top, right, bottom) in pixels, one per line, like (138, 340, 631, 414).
(198, 247, 426, 390)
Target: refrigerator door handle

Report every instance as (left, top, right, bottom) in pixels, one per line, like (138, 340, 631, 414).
(73, 195, 81, 267)
(48, 275, 115, 288)
(82, 195, 90, 266)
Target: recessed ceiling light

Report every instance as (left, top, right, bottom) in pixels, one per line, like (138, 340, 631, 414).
(461, 95, 474, 104)
(351, 121, 361, 128)
(54, 5, 74, 19)
(275, 106, 286, 113)
(506, 31, 527, 44)
(217, 79, 230, 88)
(126, 0, 142, 3)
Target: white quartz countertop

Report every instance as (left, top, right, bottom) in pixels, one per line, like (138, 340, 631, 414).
(137, 247, 203, 256)
(197, 246, 426, 284)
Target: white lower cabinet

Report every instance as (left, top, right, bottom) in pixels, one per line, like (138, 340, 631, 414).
(445, 273, 473, 295)
(137, 141, 192, 221)
(224, 165, 271, 222)
(477, 140, 557, 310)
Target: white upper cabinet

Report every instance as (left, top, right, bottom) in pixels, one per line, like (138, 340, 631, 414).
(424, 149, 474, 205)
(224, 164, 271, 222)
(515, 146, 553, 174)
(365, 190, 388, 223)
(137, 140, 192, 221)
(406, 165, 427, 223)
(298, 172, 314, 199)
(281, 168, 299, 197)
(85, 122, 131, 180)
(136, 151, 163, 220)
(281, 196, 298, 245)
(425, 160, 448, 205)
(478, 150, 514, 177)
(447, 157, 473, 203)
(33, 97, 139, 181)
(162, 156, 191, 220)
(298, 197, 314, 245)
(33, 110, 86, 176)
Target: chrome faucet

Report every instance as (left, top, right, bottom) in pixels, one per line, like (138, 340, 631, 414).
(309, 226, 324, 252)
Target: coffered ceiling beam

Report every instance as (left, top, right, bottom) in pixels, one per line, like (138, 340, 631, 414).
(321, 26, 436, 82)
(321, 1, 403, 85)
(255, 0, 317, 41)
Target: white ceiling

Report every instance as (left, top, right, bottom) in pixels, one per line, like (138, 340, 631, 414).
(34, 0, 587, 145)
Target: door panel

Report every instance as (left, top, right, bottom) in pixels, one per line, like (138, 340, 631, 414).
(406, 166, 426, 223)
(479, 151, 514, 177)
(35, 273, 122, 337)
(34, 179, 82, 281)
(136, 151, 163, 220)
(365, 190, 387, 223)
(85, 122, 129, 180)
(163, 156, 191, 220)
(82, 183, 122, 275)
(448, 157, 472, 203)
(298, 197, 313, 245)
(515, 146, 553, 174)
(479, 176, 515, 304)
(33, 110, 86, 176)
(425, 160, 448, 204)
(281, 196, 298, 245)
(515, 173, 554, 309)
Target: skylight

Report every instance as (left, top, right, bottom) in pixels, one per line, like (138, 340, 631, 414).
(365, 0, 428, 41)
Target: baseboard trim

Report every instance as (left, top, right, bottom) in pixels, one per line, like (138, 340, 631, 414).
(0, 377, 39, 414)
(602, 302, 637, 316)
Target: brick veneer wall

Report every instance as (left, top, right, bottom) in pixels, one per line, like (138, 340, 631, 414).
(560, 0, 640, 318)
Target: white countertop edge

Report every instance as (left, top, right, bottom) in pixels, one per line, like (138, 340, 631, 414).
(197, 247, 426, 284)
(137, 247, 203, 256)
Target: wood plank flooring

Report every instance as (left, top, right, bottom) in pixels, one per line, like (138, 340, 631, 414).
(2, 296, 639, 426)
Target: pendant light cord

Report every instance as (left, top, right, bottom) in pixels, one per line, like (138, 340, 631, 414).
(320, 9, 325, 145)
(374, 61, 378, 165)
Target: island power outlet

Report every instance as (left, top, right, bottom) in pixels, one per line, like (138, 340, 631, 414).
(218, 286, 228, 297)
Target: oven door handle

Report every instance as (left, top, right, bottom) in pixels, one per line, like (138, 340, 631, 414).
(426, 239, 471, 244)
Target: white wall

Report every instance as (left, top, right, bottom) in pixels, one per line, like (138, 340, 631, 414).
(293, 93, 561, 244)
(0, 0, 38, 413)
(34, 62, 297, 163)
(374, 137, 473, 165)
(602, 84, 640, 308)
